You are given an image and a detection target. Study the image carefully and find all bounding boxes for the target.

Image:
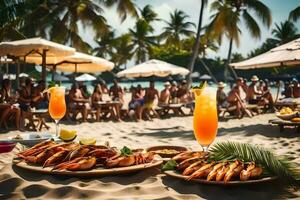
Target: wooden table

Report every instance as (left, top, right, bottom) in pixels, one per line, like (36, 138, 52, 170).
(269, 119, 300, 133)
(157, 103, 185, 116)
(93, 101, 121, 121)
(274, 101, 299, 110)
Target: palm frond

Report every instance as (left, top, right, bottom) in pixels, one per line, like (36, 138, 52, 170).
(210, 141, 300, 188)
(289, 6, 300, 22)
(242, 10, 261, 39)
(245, 0, 272, 27)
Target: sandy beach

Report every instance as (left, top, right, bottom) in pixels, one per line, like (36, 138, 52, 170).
(0, 113, 299, 200)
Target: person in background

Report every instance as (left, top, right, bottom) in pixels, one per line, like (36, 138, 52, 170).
(236, 77, 247, 101)
(170, 81, 178, 103)
(227, 85, 252, 118)
(100, 80, 109, 94)
(91, 84, 103, 122)
(109, 80, 124, 103)
(0, 79, 21, 130)
(18, 78, 33, 112)
(216, 82, 228, 113)
(92, 84, 115, 121)
(291, 79, 300, 98)
(282, 82, 293, 98)
(177, 80, 189, 103)
(260, 79, 274, 109)
(246, 75, 262, 104)
(68, 83, 91, 122)
(128, 84, 144, 121)
(109, 79, 124, 121)
(159, 82, 171, 106)
(31, 80, 48, 109)
(144, 81, 159, 119)
(80, 84, 91, 99)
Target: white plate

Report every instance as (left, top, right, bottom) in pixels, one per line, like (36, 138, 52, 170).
(7, 133, 59, 146)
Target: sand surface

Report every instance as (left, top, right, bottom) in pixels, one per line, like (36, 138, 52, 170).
(0, 113, 299, 199)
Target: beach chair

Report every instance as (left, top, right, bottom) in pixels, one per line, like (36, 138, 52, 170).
(31, 109, 50, 131)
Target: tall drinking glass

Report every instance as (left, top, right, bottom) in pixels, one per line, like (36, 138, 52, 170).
(49, 86, 66, 137)
(193, 87, 218, 152)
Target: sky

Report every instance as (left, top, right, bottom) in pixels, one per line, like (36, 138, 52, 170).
(81, 0, 300, 60)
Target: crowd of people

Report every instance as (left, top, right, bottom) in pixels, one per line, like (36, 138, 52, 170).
(0, 77, 195, 130)
(1, 75, 300, 130)
(0, 78, 47, 131)
(216, 75, 300, 118)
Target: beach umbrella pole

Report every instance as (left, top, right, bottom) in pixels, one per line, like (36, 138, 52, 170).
(52, 65, 56, 82)
(16, 59, 20, 89)
(42, 49, 47, 83)
(73, 63, 78, 83)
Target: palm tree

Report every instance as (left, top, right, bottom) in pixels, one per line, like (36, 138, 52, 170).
(129, 19, 157, 64)
(93, 29, 116, 58)
(231, 52, 244, 62)
(182, 32, 219, 83)
(40, 1, 107, 53)
(111, 34, 133, 68)
(161, 9, 195, 49)
(104, 0, 138, 22)
(39, 0, 137, 52)
(182, 33, 218, 56)
(208, 0, 272, 81)
(0, 0, 27, 41)
(186, 0, 208, 85)
(139, 5, 159, 32)
(289, 6, 300, 22)
(271, 21, 299, 45)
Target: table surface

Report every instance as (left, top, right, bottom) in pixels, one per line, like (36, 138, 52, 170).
(31, 109, 48, 114)
(269, 119, 300, 125)
(95, 101, 120, 105)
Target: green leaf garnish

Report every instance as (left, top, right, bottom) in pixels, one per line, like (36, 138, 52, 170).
(120, 146, 132, 156)
(192, 81, 206, 89)
(162, 160, 177, 171)
(209, 141, 300, 188)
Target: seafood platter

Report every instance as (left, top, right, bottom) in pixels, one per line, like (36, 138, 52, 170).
(13, 140, 163, 176)
(163, 151, 277, 185)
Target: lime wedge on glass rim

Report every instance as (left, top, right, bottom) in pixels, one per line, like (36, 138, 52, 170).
(191, 81, 207, 97)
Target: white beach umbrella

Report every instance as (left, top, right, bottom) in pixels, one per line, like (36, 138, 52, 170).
(199, 74, 212, 80)
(117, 59, 189, 78)
(191, 71, 200, 78)
(0, 37, 75, 58)
(3, 74, 16, 80)
(19, 73, 29, 78)
(75, 73, 96, 81)
(0, 57, 12, 63)
(0, 37, 75, 85)
(27, 52, 114, 73)
(230, 38, 300, 69)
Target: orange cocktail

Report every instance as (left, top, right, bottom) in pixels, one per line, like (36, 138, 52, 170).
(49, 86, 66, 136)
(193, 87, 218, 150)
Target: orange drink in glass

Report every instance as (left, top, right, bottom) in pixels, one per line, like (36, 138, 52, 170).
(193, 87, 218, 151)
(49, 86, 66, 136)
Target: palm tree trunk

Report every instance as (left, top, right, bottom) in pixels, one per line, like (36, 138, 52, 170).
(186, 0, 206, 86)
(199, 59, 218, 83)
(224, 38, 238, 82)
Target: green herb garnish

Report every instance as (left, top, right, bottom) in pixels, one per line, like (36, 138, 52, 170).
(162, 160, 177, 171)
(120, 146, 133, 156)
